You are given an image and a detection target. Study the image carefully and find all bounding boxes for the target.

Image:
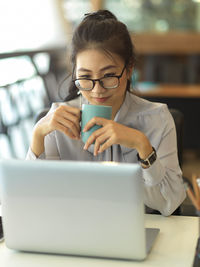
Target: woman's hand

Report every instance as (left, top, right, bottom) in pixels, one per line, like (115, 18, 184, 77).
(83, 117, 153, 158)
(31, 105, 81, 156)
(36, 105, 81, 139)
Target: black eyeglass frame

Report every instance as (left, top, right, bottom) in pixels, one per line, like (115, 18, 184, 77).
(73, 65, 126, 91)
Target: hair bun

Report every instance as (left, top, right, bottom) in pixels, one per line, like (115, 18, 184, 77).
(84, 10, 117, 21)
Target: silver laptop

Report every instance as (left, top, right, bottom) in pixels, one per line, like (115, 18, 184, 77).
(0, 159, 159, 261)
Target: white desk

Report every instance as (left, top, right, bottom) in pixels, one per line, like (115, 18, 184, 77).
(0, 214, 198, 267)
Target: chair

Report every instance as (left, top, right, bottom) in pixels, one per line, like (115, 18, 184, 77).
(34, 108, 49, 124)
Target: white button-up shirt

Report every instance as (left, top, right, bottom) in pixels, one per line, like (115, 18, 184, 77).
(26, 92, 186, 216)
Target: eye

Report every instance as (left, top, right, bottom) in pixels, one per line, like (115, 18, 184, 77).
(103, 72, 116, 78)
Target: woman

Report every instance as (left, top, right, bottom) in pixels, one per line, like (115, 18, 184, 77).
(26, 10, 186, 216)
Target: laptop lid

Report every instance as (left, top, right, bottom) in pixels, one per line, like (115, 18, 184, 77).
(0, 159, 156, 260)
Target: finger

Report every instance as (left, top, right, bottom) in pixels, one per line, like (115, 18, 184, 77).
(54, 115, 80, 138)
(54, 107, 81, 135)
(54, 121, 78, 139)
(83, 127, 107, 150)
(58, 105, 81, 117)
(62, 111, 81, 132)
(192, 174, 200, 202)
(55, 107, 81, 131)
(83, 117, 108, 132)
(93, 134, 110, 156)
(98, 137, 115, 154)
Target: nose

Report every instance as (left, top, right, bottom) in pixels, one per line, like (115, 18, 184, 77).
(92, 80, 106, 93)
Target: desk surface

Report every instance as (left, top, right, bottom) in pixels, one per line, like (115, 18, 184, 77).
(136, 84, 200, 98)
(0, 214, 198, 267)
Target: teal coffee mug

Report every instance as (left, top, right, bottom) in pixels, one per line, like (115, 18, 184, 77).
(81, 104, 112, 144)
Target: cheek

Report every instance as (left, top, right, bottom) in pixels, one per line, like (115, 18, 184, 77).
(80, 91, 90, 99)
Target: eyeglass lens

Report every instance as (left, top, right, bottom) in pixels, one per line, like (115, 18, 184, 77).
(75, 76, 119, 90)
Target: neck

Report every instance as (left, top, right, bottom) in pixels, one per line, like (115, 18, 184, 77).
(111, 92, 126, 120)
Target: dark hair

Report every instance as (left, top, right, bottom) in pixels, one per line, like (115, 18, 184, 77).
(64, 10, 136, 101)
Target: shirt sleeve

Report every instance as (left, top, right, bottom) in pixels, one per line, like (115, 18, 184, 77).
(26, 147, 45, 160)
(25, 131, 60, 160)
(141, 106, 186, 216)
(25, 103, 61, 160)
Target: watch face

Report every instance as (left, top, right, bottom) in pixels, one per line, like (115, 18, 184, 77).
(141, 159, 150, 166)
(137, 147, 157, 167)
(149, 153, 157, 165)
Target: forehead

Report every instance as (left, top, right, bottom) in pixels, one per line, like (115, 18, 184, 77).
(76, 49, 124, 70)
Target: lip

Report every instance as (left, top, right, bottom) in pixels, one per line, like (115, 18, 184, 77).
(93, 96, 111, 103)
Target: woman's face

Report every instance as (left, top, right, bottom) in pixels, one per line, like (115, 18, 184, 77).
(75, 49, 131, 117)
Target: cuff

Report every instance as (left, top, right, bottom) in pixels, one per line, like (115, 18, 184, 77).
(142, 158, 165, 186)
(25, 147, 45, 160)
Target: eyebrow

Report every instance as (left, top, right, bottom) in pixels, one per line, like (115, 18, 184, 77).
(77, 65, 118, 72)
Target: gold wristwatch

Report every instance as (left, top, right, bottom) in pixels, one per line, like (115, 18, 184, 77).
(137, 147, 157, 168)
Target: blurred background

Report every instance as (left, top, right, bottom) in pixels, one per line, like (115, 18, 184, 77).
(0, 0, 200, 182)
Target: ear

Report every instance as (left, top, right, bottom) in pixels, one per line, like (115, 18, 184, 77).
(126, 65, 134, 80)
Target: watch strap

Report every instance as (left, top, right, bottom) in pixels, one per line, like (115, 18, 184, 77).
(137, 147, 157, 167)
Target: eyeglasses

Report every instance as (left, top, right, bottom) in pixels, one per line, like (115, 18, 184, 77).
(73, 65, 126, 91)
